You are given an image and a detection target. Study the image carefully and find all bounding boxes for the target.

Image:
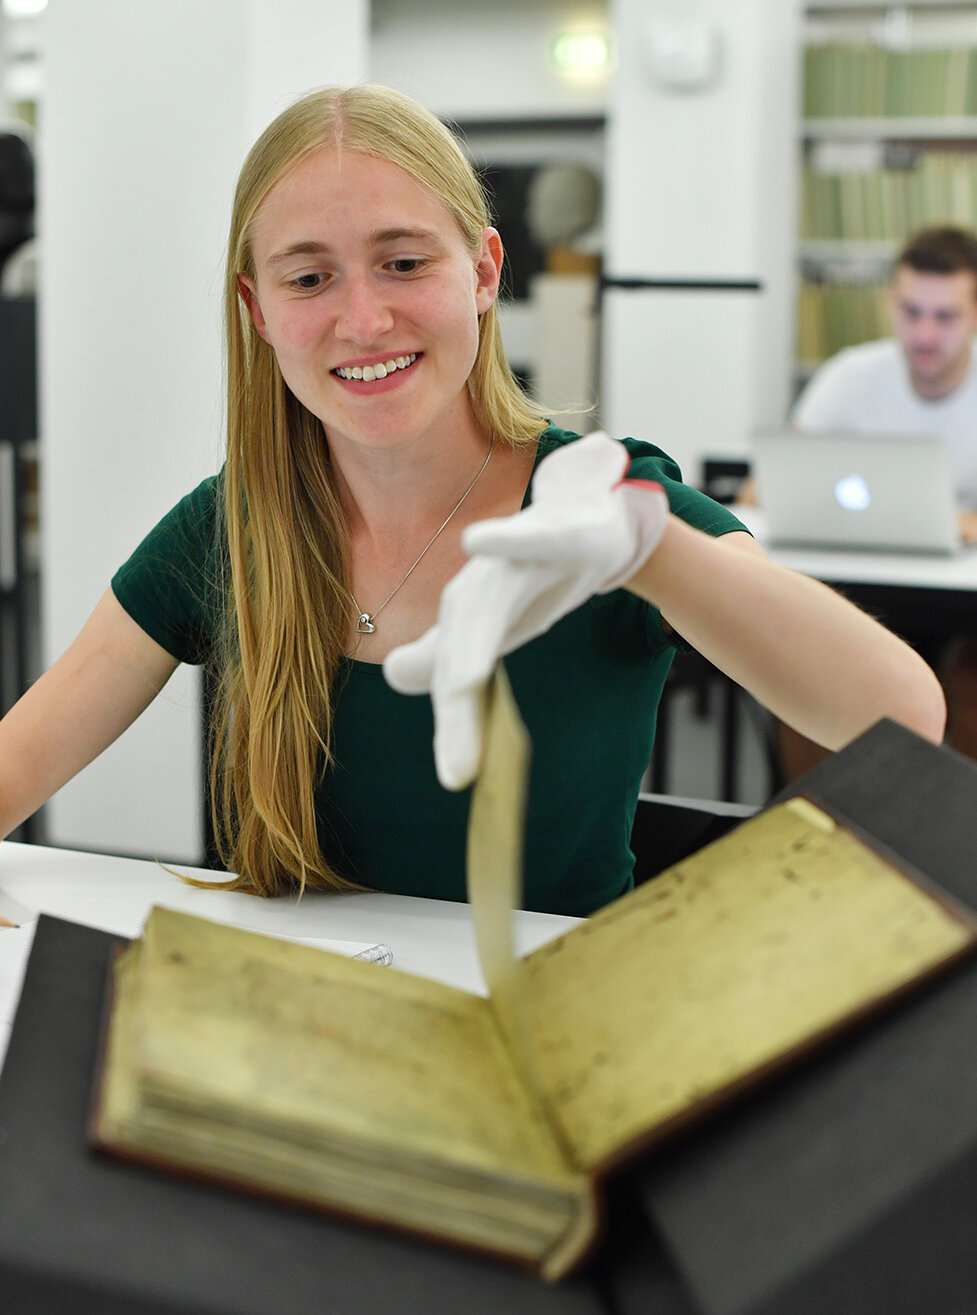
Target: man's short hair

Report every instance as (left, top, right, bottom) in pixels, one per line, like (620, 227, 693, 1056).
(896, 225, 977, 283)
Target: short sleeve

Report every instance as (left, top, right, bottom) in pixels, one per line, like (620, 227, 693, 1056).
(111, 475, 224, 665)
(615, 435, 748, 652)
(619, 436, 748, 538)
(533, 425, 748, 540)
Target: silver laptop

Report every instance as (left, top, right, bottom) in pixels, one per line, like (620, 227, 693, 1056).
(752, 431, 959, 555)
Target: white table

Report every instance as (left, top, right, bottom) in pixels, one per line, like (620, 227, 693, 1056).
(732, 502, 977, 667)
(654, 507, 977, 801)
(0, 842, 581, 1070)
(735, 504, 977, 593)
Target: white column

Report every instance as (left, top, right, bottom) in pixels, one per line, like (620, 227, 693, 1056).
(39, 0, 367, 861)
(601, 0, 801, 483)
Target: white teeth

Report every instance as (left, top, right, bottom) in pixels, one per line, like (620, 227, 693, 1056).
(335, 353, 417, 381)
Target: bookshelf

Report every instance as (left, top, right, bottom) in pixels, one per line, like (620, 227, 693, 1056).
(798, 2, 977, 368)
(804, 116, 977, 137)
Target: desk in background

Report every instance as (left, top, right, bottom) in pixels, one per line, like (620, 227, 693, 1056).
(652, 507, 977, 804)
(735, 504, 977, 648)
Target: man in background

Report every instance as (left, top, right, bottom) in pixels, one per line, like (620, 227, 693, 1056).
(784, 225, 977, 769)
(795, 225, 977, 541)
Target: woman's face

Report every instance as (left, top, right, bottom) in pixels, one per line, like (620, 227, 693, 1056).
(239, 147, 503, 458)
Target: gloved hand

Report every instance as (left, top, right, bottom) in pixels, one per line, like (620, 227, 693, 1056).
(383, 432, 671, 789)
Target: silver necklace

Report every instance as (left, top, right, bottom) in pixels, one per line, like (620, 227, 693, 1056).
(351, 436, 496, 634)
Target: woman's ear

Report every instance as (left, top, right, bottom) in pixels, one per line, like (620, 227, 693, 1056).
(474, 227, 504, 314)
(237, 274, 270, 342)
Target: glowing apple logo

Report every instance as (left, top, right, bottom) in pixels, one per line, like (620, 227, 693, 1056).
(834, 473, 871, 512)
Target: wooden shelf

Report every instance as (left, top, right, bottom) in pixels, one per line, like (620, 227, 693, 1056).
(803, 116, 977, 140)
(807, 0, 977, 10)
(799, 239, 898, 261)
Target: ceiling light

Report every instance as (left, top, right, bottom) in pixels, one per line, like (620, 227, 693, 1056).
(550, 28, 612, 82)
(3, 0, 48, 16)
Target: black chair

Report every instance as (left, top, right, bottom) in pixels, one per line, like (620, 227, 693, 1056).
(630, 790, 758, 886)
(643, 454, 783, 805)
(649, 652, 786, 803)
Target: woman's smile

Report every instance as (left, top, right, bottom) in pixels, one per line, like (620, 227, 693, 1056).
(332, 352, 420, 384)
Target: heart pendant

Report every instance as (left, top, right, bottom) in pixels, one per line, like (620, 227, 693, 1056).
(356, 613, 376, 634)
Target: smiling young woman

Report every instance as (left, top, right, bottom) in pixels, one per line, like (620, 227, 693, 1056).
(208, 87, 546, 898)
(0, 84, 946, 916)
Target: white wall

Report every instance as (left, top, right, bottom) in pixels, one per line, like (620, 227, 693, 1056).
(370, 0, 609, 121)
(601, 0, 801, 481)
(39, 0, 367, 861)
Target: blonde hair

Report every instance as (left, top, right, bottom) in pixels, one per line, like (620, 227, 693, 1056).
(207, 84, 547, 896)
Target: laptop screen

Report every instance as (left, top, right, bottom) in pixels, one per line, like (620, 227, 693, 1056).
(751, 431, 959, 555)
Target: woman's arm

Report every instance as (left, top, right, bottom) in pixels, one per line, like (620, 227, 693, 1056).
(386, 432, 947, 788)
(630, 522, 946, 750)
(0, 588, 179, 840)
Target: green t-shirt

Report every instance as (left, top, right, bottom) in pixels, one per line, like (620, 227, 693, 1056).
(112, 427, 745, 915)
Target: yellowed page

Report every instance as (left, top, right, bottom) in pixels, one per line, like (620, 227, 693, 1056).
(466, 667, 534, 1072)
(463, 668, 599, 1276)
(521, 798, 977, 1171)
(126, 907, 576, 1196)
(95, 943, 142, 1135)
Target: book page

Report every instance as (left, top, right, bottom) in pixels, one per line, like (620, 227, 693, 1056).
(129, 907, 577, 1193)
(466, 666, 540, 1096)
(467, 666, 526, 1002)
(521, 798, 977, 1171)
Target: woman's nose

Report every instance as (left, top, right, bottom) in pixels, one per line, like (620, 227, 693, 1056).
(334, 274, 395, 343)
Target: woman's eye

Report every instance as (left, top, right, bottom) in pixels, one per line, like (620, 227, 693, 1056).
(293, 272, 324, 290)
(389, 258, 421, 274)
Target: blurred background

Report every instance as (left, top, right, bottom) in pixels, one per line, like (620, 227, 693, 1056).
(1, 0, 968, 856)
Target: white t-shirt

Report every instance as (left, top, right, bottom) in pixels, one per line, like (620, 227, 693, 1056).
(791, 338, 977, 510)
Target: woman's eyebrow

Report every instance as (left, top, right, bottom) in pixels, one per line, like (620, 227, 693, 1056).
(266, 240, 330, 267)
(266, 228, 446, 267)
(370, 227, 445, 247)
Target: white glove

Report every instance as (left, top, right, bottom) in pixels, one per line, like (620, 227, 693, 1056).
(383, 432, 671, 790)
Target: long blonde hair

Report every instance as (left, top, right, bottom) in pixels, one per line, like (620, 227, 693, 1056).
(208, 84, 547, 896)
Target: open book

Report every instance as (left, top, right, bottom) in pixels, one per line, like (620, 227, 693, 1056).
(90, 671, 977, 1280)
